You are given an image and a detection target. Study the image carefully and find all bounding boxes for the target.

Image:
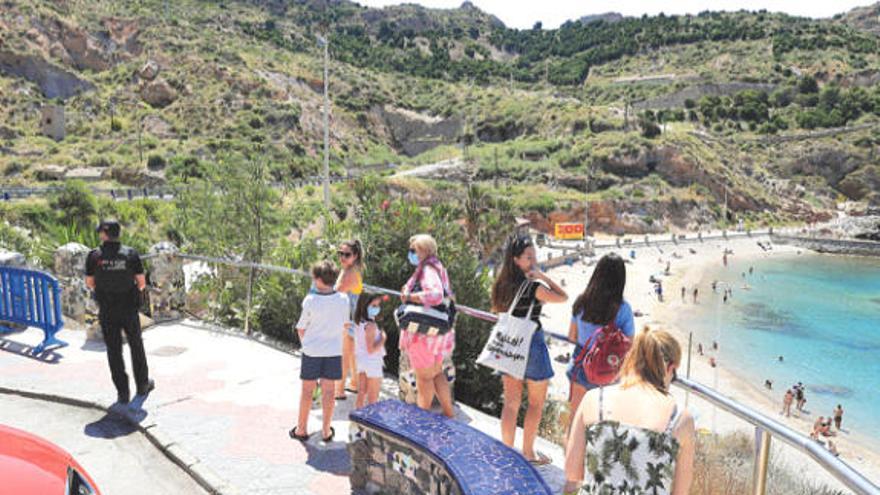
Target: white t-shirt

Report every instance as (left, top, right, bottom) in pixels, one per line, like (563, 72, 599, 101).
(296, 291, 350, 357)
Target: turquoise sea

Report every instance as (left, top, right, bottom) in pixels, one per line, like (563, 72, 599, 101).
(688, 252, 880, 448)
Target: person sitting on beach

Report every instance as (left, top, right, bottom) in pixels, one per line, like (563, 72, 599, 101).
(567, 253, 635, 421)
(811, 417, 824, 440)
(563, 328, 695, 495)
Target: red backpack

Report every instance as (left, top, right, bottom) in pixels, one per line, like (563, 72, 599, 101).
(575, 322, 632, 386)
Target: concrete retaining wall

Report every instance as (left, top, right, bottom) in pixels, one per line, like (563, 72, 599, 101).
(770, 234, 880, 257)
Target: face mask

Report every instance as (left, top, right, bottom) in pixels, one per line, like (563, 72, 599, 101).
(367, 306, 381, 319)
(407, 250, 420, 266)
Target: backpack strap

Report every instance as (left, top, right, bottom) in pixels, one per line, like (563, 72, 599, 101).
(598, 386, 605, 422)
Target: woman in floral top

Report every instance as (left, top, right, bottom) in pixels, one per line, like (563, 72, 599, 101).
(564, 328, 695, 495)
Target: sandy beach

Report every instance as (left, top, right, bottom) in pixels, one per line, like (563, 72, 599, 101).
(540, 233, 880, 490)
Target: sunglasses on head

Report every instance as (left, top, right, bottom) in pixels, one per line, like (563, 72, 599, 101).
(337, 251, 354, 258)
(511, 236, 532, 255)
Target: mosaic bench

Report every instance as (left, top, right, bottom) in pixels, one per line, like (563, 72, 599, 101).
(348, 400, 553, 495)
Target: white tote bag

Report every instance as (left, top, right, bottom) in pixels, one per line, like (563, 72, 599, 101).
(476, 282, 538, 380)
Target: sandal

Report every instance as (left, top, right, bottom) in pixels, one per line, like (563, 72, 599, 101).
(335, 395, 347, 401)
(289, 427, 310, 442)
(345, 387, 358, 394)
(322, 426, 335, 443)
(527, 452, 552, 466)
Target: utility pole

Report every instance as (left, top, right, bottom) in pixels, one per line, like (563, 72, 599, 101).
(317, 34, 330, 210)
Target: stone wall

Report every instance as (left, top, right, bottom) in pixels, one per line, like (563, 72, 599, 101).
(146, 242, 185, 321)
(771, 234, 880, 257)
(54, 242, 95, 326)
(348, 422, 462, 495)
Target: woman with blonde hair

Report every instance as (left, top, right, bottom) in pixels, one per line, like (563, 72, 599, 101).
(564, 328, 695, 495)
(399, 234, 456, 417)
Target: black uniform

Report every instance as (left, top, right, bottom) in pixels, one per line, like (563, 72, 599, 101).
(85, 241, 150, 399)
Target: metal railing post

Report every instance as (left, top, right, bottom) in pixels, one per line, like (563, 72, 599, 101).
(244, 267, 255, 335)
(753, 426, 771, 495)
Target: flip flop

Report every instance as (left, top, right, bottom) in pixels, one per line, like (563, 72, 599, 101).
(527, 452, 552, 466)
(345, 387, 358, 394)
(322, 426, 335, 443)
(289, 427, 310, 442)
(335, 395, 347, 401)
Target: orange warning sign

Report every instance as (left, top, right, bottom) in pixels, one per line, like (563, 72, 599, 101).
(554, 223, 585, 240)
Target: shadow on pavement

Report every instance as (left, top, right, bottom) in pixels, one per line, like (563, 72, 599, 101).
(304, 437, 352, 475)
(0, 337, 63, 364)
(84, 408, 142, 439)
(80, 339, 107, 353)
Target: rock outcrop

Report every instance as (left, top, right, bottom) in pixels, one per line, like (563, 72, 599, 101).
(377, 105, 462, 156)
(141, 78, 178, 108)
(0, 50, 94, 99)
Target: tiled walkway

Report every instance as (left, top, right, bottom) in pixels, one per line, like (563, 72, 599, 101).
(0, 320, 565, 494)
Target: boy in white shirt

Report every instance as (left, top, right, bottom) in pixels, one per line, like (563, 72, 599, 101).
(289, 260, 351, 443)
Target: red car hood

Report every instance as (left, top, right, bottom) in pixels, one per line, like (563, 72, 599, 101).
(0, 425, 72, 494)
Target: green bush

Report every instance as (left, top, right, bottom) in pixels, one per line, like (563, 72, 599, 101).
(50, 180, 97, 230)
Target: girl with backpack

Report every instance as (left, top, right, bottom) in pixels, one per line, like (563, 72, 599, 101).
(563, 328, 695, 495)
(567, 253, 636, 420)
(491, 234, 568, 466)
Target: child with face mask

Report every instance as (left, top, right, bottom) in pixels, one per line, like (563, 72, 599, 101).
(353, 293, 387, 409)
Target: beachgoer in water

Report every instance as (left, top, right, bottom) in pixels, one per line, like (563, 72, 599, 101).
(563, 328, 695, 495)
(778, 355, 784, 363)
(749, 266, 754, 275)
(492, 234, 568, 465)
(692, 287, 698, 304)
(781, 389, 794, 417)
(833, 405, 844, 430)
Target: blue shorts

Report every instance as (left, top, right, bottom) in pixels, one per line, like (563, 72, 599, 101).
(566, 344, 598, 390)
(301, 354, 342, 381)
(523, 328, 554, 382)
(347, 294, 359, 337)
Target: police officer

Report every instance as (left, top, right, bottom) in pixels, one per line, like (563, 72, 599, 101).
(85, 220, 154, 404)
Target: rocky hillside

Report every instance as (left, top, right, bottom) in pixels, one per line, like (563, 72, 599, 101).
(1, 0, 880, 233)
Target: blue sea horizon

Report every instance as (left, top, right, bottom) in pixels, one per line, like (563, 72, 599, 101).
(689, 252, 880, 449)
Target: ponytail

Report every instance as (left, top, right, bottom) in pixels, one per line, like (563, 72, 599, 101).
(619, 327, 681, 394)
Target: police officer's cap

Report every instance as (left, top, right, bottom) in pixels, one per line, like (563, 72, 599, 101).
(96, 219, 121, 238)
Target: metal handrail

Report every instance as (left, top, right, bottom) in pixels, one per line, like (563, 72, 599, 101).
(154, 251, 878, 495)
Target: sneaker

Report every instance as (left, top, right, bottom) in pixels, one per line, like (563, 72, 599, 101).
(136, 379, 155, 396)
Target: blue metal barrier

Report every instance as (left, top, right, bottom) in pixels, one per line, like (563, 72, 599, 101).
(0, 267, 66, 354)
